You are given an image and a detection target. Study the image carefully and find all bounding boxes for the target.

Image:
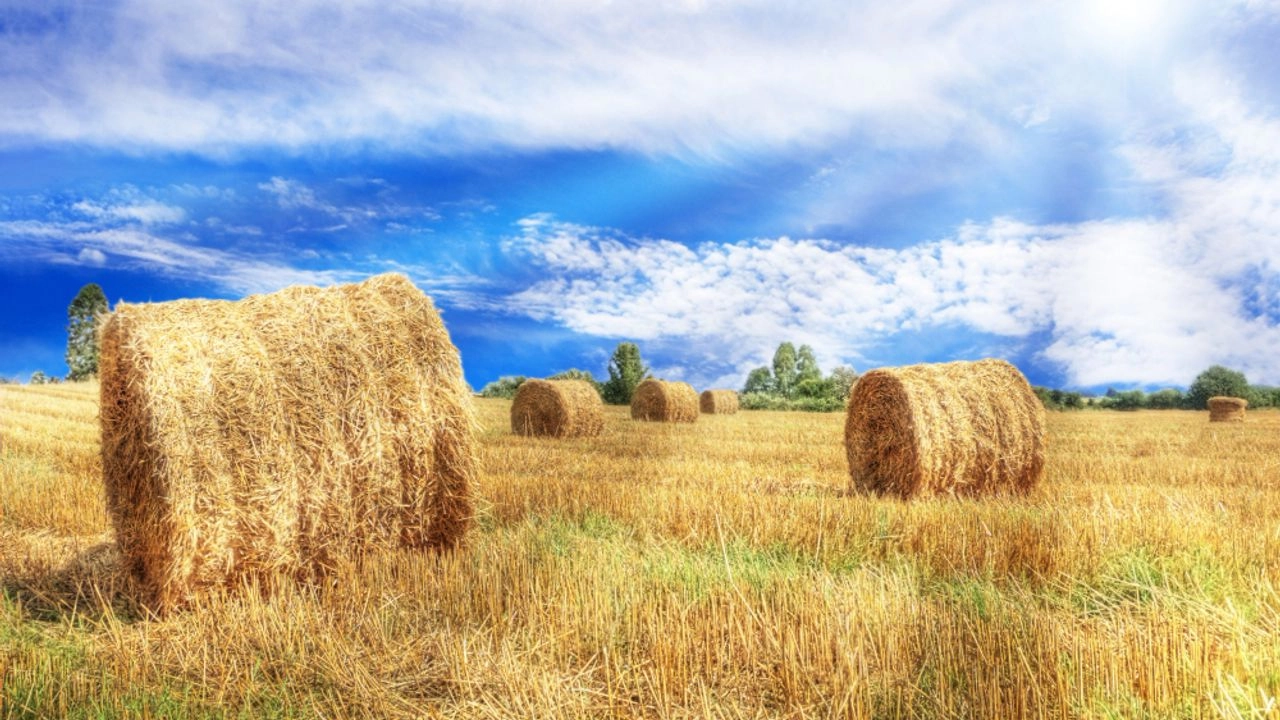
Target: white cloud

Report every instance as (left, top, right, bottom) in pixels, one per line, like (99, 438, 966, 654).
(500, 210, 1280, 388)
(0, 218, 353, 294)
(69, 189, 187, 225)
(76, 247, 107, 266)
(0, 0, 1247, 156)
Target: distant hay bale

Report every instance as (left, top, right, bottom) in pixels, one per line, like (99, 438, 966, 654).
(99, 273, 476, 613)
(631, 379, 698, 423)
(699, 389, 740, 415)
(510, 379, 604, 437)
(844, 359, 1045, 499)
(1208, 396, 1247, 422)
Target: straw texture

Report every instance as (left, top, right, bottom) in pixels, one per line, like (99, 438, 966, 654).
(510, 379, 604, 437)
(99, 273, 476, 612)
(631, 379, 698, 423)
(699, 389, 740, 415)
(844, 359, 1045, 499)
(1208, 396, 1247, 422)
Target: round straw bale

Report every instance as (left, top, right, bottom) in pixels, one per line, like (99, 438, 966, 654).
(631, 379, 698, 423)
(699, 389, 740, 415)
(1207, 396, 1247, 422)
(99, 273, 476, 613)
(510, 379, 604, 437)
(844, 359, 1045, 499)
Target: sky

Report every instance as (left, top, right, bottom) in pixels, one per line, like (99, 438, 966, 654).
(1, 0, 1279, 392)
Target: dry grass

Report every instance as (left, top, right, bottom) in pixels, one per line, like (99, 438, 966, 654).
(98, 273, 475, 613)
(2, 380, 1279, 718)
(510, 379, 604, 438)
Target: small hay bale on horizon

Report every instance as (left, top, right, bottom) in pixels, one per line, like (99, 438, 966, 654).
(631, 379, 698, 423)
(1208, 396, 1247, 422)
(99, 273, 476, 613)
(510, 379, 604, 437)
(844, 358, 1045, 499)
(699, 389, 740, 415)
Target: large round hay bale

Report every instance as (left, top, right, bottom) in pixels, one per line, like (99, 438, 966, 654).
(1208, 396, 1247, 422)
(844, 359, 1045, 499)
(631, 379, 698, 423)
(510, 379, 604, 437)
(99, 273, 476, 613)
(699, 389, 739, 415)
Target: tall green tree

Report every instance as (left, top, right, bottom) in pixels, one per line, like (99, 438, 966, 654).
(826, 365, 859, 403)
(796, 345, 822, 384)
(1185, 365, 1249, 410)
(772, 342, 798, 399)
(601, 342, 650, 405)
(66, 283, 108, 381)
(742, 366, 774, 395)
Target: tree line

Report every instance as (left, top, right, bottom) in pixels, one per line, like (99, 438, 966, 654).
(20, 284, 1277, 417)
(1034, 365, 1280, 411)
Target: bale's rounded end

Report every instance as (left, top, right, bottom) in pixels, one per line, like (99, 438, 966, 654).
(631, 379, 698, 422)
(510, 379, 604, 437)
(844, 359, 1045, 499)
(699, 389, 740, 415)
(98, 272, 476, 613)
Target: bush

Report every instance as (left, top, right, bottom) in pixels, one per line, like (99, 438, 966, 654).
(1146, 388, 1184, 409)
(740, 392, 842, 412)
(479, 376, 527, 399)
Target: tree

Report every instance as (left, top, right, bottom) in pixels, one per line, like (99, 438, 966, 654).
(601, 342, 649, 405)
(1146, 388, 1184, 410)
(1185, 365, 1249, 410)
(66, 283, 108, 381)
(796, 345, 822, 385)
(29, 370, 49, 385)
(549, 368, 599, 385)
(742, 366, 774, 395)
(772, 342, 798, 399)
(1111, 389, 1146, 411)
(826, 365, 859, 403)
(479, 376, 527, 399)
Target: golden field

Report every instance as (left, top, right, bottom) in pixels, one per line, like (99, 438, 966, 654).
(1, 380, 1278, 718)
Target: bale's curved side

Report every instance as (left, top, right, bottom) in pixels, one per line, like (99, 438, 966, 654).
(631, 379, 698, 423)
(1208, 396, 1247, 423)
(99, 273, 475, 612)
(844, 359, 1045, 499)
(511, 379, 604, 437)
(699, 389, 740, 415)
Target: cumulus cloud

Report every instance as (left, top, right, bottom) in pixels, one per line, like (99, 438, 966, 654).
(499, 210, 1280, 388)
(76, 247, 107, 266)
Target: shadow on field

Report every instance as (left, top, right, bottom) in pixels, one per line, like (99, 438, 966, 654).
(0, 532, 146, 623)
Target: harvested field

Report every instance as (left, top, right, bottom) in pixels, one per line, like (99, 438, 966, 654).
(2, 381, 1279, 718)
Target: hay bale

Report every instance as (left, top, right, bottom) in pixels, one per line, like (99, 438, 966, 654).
(844, 359, 1045, 499)
(631, 379, 698, 423)
(510, 379, 604, 437)
(699, 389, 740, 415)
(99, 273, 476, 612)
(1208, 396, 1247, 422)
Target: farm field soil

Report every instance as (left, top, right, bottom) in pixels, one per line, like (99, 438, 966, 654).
(1, 381, 1278, 718)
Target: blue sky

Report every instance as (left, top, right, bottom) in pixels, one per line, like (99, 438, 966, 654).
(2, 1, 1279, 391)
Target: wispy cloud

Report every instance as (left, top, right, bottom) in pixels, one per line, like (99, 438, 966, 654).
(1, 0, 1260, 157)
(0, 183, 469, 296)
